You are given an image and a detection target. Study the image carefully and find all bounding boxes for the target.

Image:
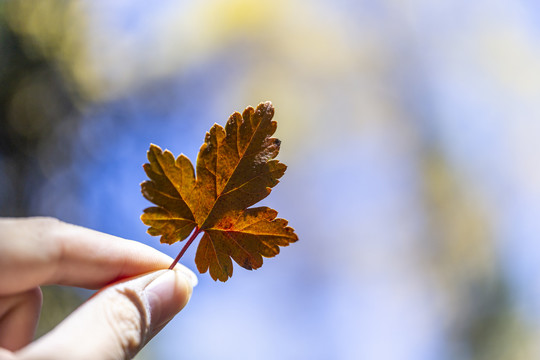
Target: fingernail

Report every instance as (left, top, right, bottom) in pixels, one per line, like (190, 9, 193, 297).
(175, 265, 198, 288)
(145, 269, 195, 329)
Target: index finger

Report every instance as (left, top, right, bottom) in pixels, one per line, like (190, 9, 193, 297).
(0, 217, 177, 295)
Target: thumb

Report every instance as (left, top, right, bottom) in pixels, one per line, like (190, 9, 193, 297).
(16, 267, 197, 360)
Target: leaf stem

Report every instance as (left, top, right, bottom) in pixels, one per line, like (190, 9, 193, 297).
(169, 227, 202, 270)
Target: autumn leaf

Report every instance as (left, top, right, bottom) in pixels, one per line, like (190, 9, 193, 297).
(141, 101, 298, 281)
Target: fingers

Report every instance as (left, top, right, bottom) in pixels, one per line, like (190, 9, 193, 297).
(0, 217, 175, 294)
(0, 288, 42, 351)
(16, 268, 196, 360)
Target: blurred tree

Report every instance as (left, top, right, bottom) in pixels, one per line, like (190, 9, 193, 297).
(422, 151, 537, 359)
(0, 2, 81, 217)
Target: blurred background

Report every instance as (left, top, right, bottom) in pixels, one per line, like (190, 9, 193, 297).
(2, 0, 540, 359)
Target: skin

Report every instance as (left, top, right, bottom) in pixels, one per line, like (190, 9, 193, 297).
(0, 217, 196, 360)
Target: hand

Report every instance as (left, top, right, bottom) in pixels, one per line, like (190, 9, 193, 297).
(0, 217, 197, 360)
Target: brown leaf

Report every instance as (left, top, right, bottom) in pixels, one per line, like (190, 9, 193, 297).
(141, 102, 298, 281)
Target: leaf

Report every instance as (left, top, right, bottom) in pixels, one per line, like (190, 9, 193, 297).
(141, 101, 298, 281)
